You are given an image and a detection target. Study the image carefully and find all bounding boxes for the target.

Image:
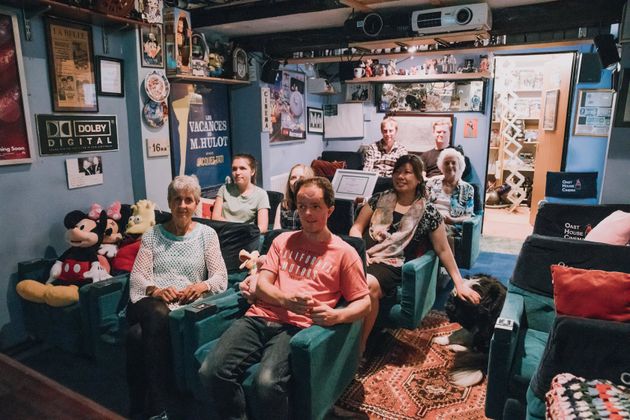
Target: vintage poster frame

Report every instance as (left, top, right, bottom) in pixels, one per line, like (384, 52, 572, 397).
(139, 24, 164, 68)
(573, 89, 614, 137)
(96, 56, 124, 97)
(45, 17, 98, 112)
(543, 89, 559, 131)
(0, 11, 34, 166)
(270, 70, 306, 144)
(307, 107, 324, 134)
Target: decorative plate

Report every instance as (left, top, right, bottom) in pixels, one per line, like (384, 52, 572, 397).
(144, 71, 170, 102)
(143, 100, 168, 128)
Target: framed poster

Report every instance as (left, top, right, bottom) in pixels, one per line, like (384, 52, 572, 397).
(307, 107, 323, 134)
(169, 83, 232, 190)
(573, 89, 614, 136)
(543, 89, 559, 131)
(614, 68, 630, 127)
(0, 11, 34, 166)
(270, 70, 306, 144)
(386, 112, 453, 153)
(96, 56, 124, 97)
(140, 24, 164, 68)
(45, 18, 98, 112)
(345, 83, 372, 102)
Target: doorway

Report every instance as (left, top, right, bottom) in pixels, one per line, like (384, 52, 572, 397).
(483, 53, 575, 240)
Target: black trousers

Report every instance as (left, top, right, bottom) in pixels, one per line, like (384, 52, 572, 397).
(126, 297, 172, 417)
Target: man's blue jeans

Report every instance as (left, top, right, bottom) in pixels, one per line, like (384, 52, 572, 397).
(199, 316, 301, 420)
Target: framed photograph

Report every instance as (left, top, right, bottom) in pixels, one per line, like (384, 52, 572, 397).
(543, 89, 559, 131)
(65, 155, 104, 189)
(45, 18, 98, 112)
(307, 107, 324, 134)
(269, 70, 306, 144)
(378, 80, 485, 113)
(573, 89, 614, 136)
(0, 12, 34, 166)
(140, 24, 164, 68)
(96, 56, 124, 97)
(345, 83, 372, 102)
(386, 112, 453, 153)
(614, 68, 630, 127)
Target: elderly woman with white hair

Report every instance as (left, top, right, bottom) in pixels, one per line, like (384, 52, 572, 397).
(426, 148, 475, 253)
(127, 174, 228, 420)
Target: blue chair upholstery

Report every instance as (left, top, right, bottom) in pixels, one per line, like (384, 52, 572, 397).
(170, 229, 367, 420)
(485, 234, 630, 420)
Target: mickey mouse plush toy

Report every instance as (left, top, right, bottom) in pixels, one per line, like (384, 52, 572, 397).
(16, 209, 112, 307)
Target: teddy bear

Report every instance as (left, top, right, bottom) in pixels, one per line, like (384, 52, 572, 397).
(110, 199, 156, 275)
(16, 209, 111, 307)
(237, 249, 266, 304)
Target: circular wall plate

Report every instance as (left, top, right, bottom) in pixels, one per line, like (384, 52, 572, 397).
(144, 71, 170, 102)
(143, 100, 168, 128)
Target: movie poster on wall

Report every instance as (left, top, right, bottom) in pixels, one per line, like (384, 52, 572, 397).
(0, 12, 33, 166)
(169, 83, 231, 190)
(270, 70, 306, 143)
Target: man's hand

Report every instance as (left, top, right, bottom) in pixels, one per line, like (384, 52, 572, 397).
(310, 302, 340, 326)
(179, 283, 208, 305)
(153, 286, 180, 303)
(283, 291, 314, 315)
(239, 275, 258, 304)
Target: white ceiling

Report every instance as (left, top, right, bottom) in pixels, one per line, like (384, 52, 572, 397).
(203, 0, 557, 37)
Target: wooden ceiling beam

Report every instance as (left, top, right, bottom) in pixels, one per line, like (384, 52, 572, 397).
(338, 0, 372, 13)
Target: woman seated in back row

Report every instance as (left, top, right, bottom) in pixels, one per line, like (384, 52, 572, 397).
(350, 154, 480, 354)
(273, 163, 314, 230)
(212, 153, 270, 233)
(425, 148, 475, 255)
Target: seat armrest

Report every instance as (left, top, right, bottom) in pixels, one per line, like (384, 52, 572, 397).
(485, 292, 524, 419)
(389, 251, 439, 329)
(17, 258, 57, 281)
(290, 320, 363, 420)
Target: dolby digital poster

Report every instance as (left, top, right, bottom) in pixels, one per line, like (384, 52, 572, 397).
(169, 83, 231, 190)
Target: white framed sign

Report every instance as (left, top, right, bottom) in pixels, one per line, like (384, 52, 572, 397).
(146, 138, 170, 157)
(331, 169, 379, 201)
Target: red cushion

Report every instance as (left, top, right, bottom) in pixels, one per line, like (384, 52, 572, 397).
(551, 264, 630, 322)
(310, 159, 346, 178)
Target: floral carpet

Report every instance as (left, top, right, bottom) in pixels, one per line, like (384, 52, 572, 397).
(336, 311, 488, 419)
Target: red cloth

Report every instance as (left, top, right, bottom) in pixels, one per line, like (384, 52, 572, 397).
(310, 159, 346, 178)
(112, 238, 141, 273)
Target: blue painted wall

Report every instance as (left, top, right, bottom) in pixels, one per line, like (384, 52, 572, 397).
(0, 10, 134, 348)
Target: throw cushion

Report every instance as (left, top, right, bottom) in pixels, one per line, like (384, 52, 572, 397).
(585, 210, 630, 246)
(551, 264, 630, 322)
(311, 159, 345, 178)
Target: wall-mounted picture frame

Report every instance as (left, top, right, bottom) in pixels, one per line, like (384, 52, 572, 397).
(378, 80, 485, 113)
(307, 107, 324, 134)
(543, 89, 559, 131)
(0, 11, 34, 166)
(345, 83, 372, 103)
(140, 24, 164, 68)
(386, 112, 454, 153)
(614, 68, 630, 127)
(96, 56, 124, 97)
(573, 88, 614, 136)
(45, 17, 98, 112)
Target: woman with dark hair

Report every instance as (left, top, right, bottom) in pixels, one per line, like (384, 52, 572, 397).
(212, 153, 270, 233)
(273, 163, 315, 230)
(350, 154, 480, 353)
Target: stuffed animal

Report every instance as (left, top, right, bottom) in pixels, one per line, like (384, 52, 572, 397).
(238, 249, 266, 304)
(93, 201, 125, 259)
(364, 59, 373, 77)
(207, 52, 224, 77)
(386, 59, 397, 76)
(16, 209, 111, 307)
(433, 275, 507, 387)
(111, 199, 156, 275)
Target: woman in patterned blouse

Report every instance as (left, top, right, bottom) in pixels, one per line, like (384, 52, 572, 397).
(127, 175, 228, 420)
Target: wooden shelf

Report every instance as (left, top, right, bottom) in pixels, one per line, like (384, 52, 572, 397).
(349, 30, 490, 50)
(167, 75, 250, 85)
(346, 71, 490, 84)
(7, 0, 149, 29)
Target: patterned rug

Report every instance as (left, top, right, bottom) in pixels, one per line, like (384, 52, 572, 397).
(335, 311, 488, 419)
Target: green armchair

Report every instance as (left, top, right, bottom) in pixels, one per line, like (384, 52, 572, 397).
(453, 183, 483, 270)
(169, 230, 366, 420)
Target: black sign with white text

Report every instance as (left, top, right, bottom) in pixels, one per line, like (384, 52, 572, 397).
(36, 114, 118, 155)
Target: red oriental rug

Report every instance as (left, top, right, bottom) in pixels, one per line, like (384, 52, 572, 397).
(335, 311, 488, 419)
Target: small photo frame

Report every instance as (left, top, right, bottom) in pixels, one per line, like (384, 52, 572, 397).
(543, 89, 559, 131)
(140, 24, 164, 68)
(307, 107, 324, 134)
(66, 155, 103, 189)
(345, 83, 372, 103)
(96, 56, 124, 97)
(331, 169, 379, 201)
(573, 89, 614, 136)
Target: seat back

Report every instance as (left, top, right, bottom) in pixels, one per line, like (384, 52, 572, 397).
(543, 171, 598, 205)
(266, 190, 284, 228)
(327, 199, 355, 236)
(321, 150, 363, 170)
(533, 202, 630, 239)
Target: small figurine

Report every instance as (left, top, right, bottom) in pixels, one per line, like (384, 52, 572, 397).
(364, 59, 373, 77)
(386, 59, 397, 76)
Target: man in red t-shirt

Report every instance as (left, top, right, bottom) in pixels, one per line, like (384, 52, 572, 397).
(199, 177, 370, 419)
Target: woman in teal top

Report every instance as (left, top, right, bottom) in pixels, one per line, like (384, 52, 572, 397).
(212, 153, 270, 233)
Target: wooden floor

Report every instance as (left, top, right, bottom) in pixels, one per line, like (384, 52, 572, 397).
(482, 206, 533, 240)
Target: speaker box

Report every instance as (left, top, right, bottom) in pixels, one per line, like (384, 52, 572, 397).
(339, 61, 361, 81)
(594, 34, 620, 68)
(260, 60, 280, 84)
(578, 53, 602, 83)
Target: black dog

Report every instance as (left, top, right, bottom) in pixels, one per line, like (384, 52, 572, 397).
(434, 275, 507, 387)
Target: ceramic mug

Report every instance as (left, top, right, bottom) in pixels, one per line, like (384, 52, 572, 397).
(354, 67, 365, 78)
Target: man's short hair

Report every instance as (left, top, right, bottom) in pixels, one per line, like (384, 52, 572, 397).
(432, 119, 452, 130)
(295, 176, 335, 208)
(380, 116, 398, 131)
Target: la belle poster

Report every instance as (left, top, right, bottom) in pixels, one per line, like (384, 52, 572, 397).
(169, 83, 232, 189)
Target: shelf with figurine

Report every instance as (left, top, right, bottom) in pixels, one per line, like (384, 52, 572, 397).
(346, 71, 491, 83)
(167, 75, 250, 85)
